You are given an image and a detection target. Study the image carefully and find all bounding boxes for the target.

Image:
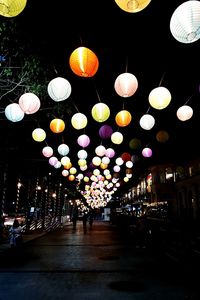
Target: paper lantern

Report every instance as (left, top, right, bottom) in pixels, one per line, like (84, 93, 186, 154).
(126, 161, 133, 168)
(139, 113, 155, 130)
(92, 103, 110, 122)
(102, 156, 110, 165)
(149, 87, 171, 110)
(92, 156, 101, 166)
(5, 103, 24, 122)
(113, 165, 120, 172)
(50, 118, 65, 133)
(99, 124, 113, 139)
(54, 161, 61, 169)
(69, 46, 99, 77)
(111, 132, 123, 144)
(142, 147, 152, 158)
(47, 77, 72, 102)
(105, 148, 115, 158)
(115, 110, 132, 127)
(19, 92, 40, 114)
(116, 157, 124, 166)
(62, 170, 69, 177)
(78, 159, 87, 167)
(114, 72, 138, 97)
(170, 1, 200, 44)
(156, 130, 169, 143)
(114, 0, 151, 13)
(70, 167, 77, 175)
(78, 149, 88, 159)
(32, 128, 46, 142)
(58, 144, 69, 156)
(49, 156, 58, 166)
(121, 152, 131, 162)
(0, 0, 27, 17)
(68, 175, 75, 181)
(42, 146, 53, 158)
(95, 145, 106, 157)
(71, 112, 87, 130)
(61, 156, 70, 166)
(129, 138, 141, 150)
(176, 105, 193, 121)
(77, 134, 90, 147)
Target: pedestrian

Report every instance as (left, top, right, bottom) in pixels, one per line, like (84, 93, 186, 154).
(72, 205, 79, 230)
(9, 219, 23, 247)
(82, 211, 88, 233)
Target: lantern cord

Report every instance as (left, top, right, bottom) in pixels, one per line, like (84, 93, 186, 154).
(72, 101, 80, 112)
(95, 89, 101, 103)
(146, 106, 151, 113)
(52, 64, 58, 75)
(125, 56, 128, 73)
(122, 100, 125, 110)
(158, 71, 166, 86)
(184, 95, 193, 105)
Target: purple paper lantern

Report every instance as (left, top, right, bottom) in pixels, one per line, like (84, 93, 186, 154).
(99, 124, 113, 139)
(142, 147, 152, 158)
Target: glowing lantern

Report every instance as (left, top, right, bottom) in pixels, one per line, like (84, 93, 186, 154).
(149, 87, 171, 110)
(0, 0, 27, 17)
(116, 157, 124, 166)
(129, 138, 141, 150)
(64, 161, 72, 170)
(58, 144, 69, 156)
(47, 77, 72, 102)
(42, 146, 53, 158)
(61, 156, 70, 166)
(105, 148, 115, 158)
(92, 103, 110, 122)
(69, 46, 99, 77)
(5, 103, 24, 122)
(113, 165, 120, 172)
(49, 156, 58, 166)
(78, 159, 87, 167)
(170, 1, 200, 44)
(77, 134, 90, 147)
(111, 132, 123, 144)
(70, 167, 77, 175)
(71, 112, 87, 130)
(102, 156, 110, 165)
(139, 113, 155, 130)
(156, 130, 169, 143)
(114, 0, 151, 13)
(78, 149, 88, 159)
(114, 72, 138, 97)
(126, 161, 133, 168)
(92, 156, 101, 166)
(19, 92, 40, 114)
(142, 147, 152, 158)
(95, 145, 106, 157)
(99, 124, 113, 139)
(32, 128, 46, 142)
(54, 161, 61, 169)
(62, 170, 69, 177)
(115, 110, 132, 127)
(68, 175, 75, 181)
(176, 105, 193, 121)
(50, 118, 65, 133)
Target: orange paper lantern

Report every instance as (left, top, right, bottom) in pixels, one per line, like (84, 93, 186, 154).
(115, 110, 132, 127)
(50, 118, 65, 133)
(69, 46, 99, 77)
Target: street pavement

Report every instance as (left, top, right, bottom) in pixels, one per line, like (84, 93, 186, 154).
(0, 220, 199, 300)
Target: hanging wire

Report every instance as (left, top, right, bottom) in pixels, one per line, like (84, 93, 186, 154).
(184, 94, 193, 105)
(158, 71, 166, 86)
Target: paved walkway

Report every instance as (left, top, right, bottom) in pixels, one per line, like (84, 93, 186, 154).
(0, 220, 199, 299)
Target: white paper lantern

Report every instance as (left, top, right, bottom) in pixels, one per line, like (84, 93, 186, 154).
(19, 92, 40, 114)
(57, 144, 69, 156)
(149, 87, 171, 110)
(139, 113, 155, 130)
(71, 112, 87, 130)
(176, 105, 193, 121)
(95, 145, 106, 157)
(170, 1, 200, 44)
(5, 103, 24, 122)
(47, 77, 72, 102)
(42, 146, 53, 158)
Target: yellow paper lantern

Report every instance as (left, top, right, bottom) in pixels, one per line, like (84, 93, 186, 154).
(115, 110, 132, 127)
(114, 0, 151, 13)
(69, 46, 99, 77)
(149, 86, 171, 110)
(0, 0, 27, 17)
(32, 128, 46, 142)
(71, 112, 87, 130)
(50, 118, 65, 133)
(91, 103, 110, 122)
(111, 132, 123, 144)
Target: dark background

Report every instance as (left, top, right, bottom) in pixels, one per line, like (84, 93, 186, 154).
(0, 0, 200, 185)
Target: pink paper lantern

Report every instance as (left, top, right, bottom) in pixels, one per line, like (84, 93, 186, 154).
(142, 147, 152, 158)
(49, 156, 58, 166)
(105, 148, 115, 158)
(19, 92, 41, 114)
(77, 134, 90, 148)
(114, 72, 138, 98)
(42, 146, 53, 158)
